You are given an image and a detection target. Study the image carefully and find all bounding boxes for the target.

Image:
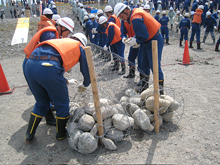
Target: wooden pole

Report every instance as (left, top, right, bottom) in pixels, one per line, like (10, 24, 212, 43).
(152, 40, 160, 133)
(84, 46, 104, 144)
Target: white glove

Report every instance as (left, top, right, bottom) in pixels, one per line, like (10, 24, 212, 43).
(214, 26, 217, 30)
(133, 44, 140, 48)
(93, 28, 98, 34)
(68, 79, 78, 85)
(122, 37, 126, 44)
(103, 45, 108, 51)
(127, 37, 137, 47)
(203, 28, 206, 31)
(78, 83, 87, 93)
(92, 34, 95, 39)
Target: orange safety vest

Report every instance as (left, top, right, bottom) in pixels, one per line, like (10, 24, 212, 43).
(24, 26, 59, 58)
(37, 15, 55, 31)
(192, 9, 203, 24)
(130, 8, 161, 41)
(106, 22, 122, 45)
(36, 38, 81, 72)
(123, 21, 135, 38)
(108, 14, 121, 28)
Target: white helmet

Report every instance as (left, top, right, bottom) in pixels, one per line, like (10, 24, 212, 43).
(209, 1, 212, 3)
(43, 8, 53, 15)
(79, 3, 83, 7)
(114, 3, 128, 17)
(191, 11, 194, 15)
(130, 1, 134, 4)
(162, 10, 166, 15)
(205, 2, 208, 5)
(84, 15, 89, 20)
(99, 16, 108, 24)
(57, 17, 74, 33)
(52, 4, 56, 8)
(144, 4, 150, 9)
(176, 10, 180, 14)
(84, 11, 88, 16)
(196, 0, 199, 2)
(141, 4, 144, 7)
(198, 5, 204, 10)
(217, 10, 220, 13)
(169, 7, 173, 10)
(105, 5, 113, 12)
(52, 14, 61, 21)
(157, 0, 161, 3)
(71, 32, 87, 47)
(156, 10, 160, 13)
(139, 7, 144, 9)
(206, 11, 211, 16)
(97, 9, 104, 16)
(51, 1, 55, 4)
(184, 13, 189, 17)
(90, 14, 95, 19)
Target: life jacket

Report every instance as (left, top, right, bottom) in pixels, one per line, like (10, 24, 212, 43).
(123, 21, 135, 38)
(36, 38, 82, 72)
(106, 22, 122, 45)
(192, 9, 203, 24)
(37, 15, 55, 31)
(24, 26, 58, 58)
(108, 14, 121, 28)
(130, 8, 161, 41)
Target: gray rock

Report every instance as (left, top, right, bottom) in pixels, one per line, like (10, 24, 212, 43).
(72, 107, 85, 122)
(90, 124, 98, 137)
(68, 129, 83, 150)
(102, 138, 117, 150)
(112, 114, 134, 131)
(125, 88, 137, 98)
(126, 103, 140, 115)
(93, 106, 118, 121)
(105, 128, 124, 142)
(78, 114, 95, 131)
(103, 117, 112, 132)
(129, 97, 144, 107)
(78, 132, 98, 154)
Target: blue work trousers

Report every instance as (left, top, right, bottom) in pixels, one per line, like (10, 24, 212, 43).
(139, 33, 164, 80)
(110, 40, 125, 63)
(161, 26, 169, 39)
(190, 23, 201, 43)
(180, 28, 189, 41)
(25, 57, 69, 117)
(127, 46, 142, 70)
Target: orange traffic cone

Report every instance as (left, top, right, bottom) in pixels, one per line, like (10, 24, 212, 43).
(179, 40, 194, 65)
(0, 63, 14, 96)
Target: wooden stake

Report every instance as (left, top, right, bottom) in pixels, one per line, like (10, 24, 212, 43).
(152, 40, 160, 133)
(85, 46, 104, 144)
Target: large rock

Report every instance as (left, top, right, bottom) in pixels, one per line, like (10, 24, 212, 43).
(125, 88, 137, 98)
(67, 122, 78, 135)
(102, 138, 117, 150)
(142, 109, 154, 122)
(105, 128, 124, 142)
(160, 95, 180, 112)
(93, 106, 118, 121)
(90, 124, 98, 137)
(120, 96, 130, 103)
(113, 104, 126, 114)
(100, 98, 112, 106)
(68, 129, 83, 150)
(129, 97, 144, 107)
(78, 132, 98, 154)
(72, 107, 85, 122)
(112, 114, 134, 131)
(140, 87, 154, 100)
(132, 109, 154, 131)
(126, 103, 140, 115)
(78, 114, 95, 131)
(162, 112, 174, 122)
(83, 104, 95, 115)
(145, 96, 171, 114)
(103, 117, 112, 132)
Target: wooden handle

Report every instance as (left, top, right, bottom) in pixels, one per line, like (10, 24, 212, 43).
(85, 46, 104, 144)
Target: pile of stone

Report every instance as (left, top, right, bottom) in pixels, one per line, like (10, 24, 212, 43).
(67, 87, 180, 154)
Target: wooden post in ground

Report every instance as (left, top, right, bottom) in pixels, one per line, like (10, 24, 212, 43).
(152, 40, 160, 133)
(85, 46, 104, 144)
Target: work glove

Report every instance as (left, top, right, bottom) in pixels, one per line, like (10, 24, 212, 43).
(68, 79, 78, 85)
(93, 28, 98, 34)
(214, 26, 217, 30)
(78, 83, 87, 93)
(122, 37, 126, 44)
(133, 43, 140, 48)
(92, 34, 95, 39)
(103, 45, 108, 51)
(127, 37, 137, 47)
(203, 28, 206, 32)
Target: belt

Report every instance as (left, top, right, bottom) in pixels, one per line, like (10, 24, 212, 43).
(29, 55, 59, 62)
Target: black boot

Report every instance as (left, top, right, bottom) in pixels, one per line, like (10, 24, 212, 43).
(215, 44, 219, 52)
(56, 116, 69, 141)
(159, 80, 164, 95)
(171, 24, 173, 30)
(136, 75, 150, 93)
(197, 42, 202, 50)
(202, 38, 205, 43)
(166, 38, 170, 45)
(213, 39, 215, 44)
(45, 108, 56, 126)
(111, 60, 119, 71)
(25, 112, 42, 143)
(137, 72, 144, 86)
(179, 40, 183, 46)
(123, 67, 135, 78)
(176, 29, 178, 33)
(118, 63, 126, 75)
(189, 41, 193, 48)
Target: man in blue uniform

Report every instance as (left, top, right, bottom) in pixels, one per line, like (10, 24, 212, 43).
(154, 10, 160, 22)
(179, 13, 191, 46)
(160, 10, 170, 44)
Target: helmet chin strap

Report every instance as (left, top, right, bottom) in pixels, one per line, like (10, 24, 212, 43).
(60, 25, 69, 38)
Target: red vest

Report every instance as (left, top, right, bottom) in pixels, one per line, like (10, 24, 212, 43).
(106, 22, 122, 45)
(24, 26, 58, 58)
(37, 15, 55, 31)
(123, 21, 135, 38)
(192, 9, 203, 24)
(108, 14, 121, 28)
(130, 8, 161, 41)
(36, 38, 81, 72)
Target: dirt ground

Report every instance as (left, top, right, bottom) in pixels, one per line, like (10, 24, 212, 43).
(0, 5, 220, 164)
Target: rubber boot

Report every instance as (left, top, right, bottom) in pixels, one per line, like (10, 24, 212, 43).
(197, 42, 202, 50)
(213, 39, 215, 44)
(171, 24, 173, 30)
(189, 41, 193, 48)
(202, 38, 205, 43)
(215, 44, 219, 52)
(159, 80, 164, 95)
(179, 40, 183, 46)
(136, 75, 150, 93)
(56, 116, 69, 141)
(137, 72, 144, 86)
(111, 60, 119, 71)
(166, 38, 170, 45)
(45, 108, 56, 126)
(25, 112, 43, 143)
(118, 63, 126, 75)
(123, 67, 135, 78)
